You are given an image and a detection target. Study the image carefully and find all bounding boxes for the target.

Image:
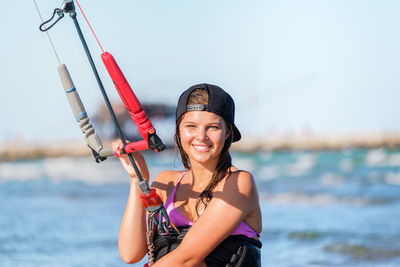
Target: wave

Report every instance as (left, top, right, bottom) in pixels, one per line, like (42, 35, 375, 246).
(0, 155, 183, 185)
(0, 157, 129, 185)
(288, 231, 322, 241)
(259, 192, 394, 206)
(320, 173, 346, 186)
(286, 154, 316, 176)
(324, 243, 400, 261)
(366, 148, 400, 167)
(255, 153, 317, 180)
(385, 172, 400, 186)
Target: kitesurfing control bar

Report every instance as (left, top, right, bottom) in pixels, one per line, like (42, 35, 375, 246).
(37, 0, 170, 233)
(69, 6, 170, 231)
(68, 10, 147, 181)
(68, 3, 170, 231)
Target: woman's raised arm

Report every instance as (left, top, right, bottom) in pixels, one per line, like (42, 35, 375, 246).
(113, 140, 149, 263)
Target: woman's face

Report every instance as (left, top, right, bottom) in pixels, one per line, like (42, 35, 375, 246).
(179, 111, 229, 166)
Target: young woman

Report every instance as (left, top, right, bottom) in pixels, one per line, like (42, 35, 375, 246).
(113, 83, 262, 266)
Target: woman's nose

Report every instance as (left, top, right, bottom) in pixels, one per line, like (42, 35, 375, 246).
(195, 127, 207, 140)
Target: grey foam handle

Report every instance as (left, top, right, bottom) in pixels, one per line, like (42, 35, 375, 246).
(99, 148, 113, 157)
(58, 64, 110, 157)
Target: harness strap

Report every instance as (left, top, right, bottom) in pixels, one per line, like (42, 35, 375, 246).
(146, 213, 157, 266)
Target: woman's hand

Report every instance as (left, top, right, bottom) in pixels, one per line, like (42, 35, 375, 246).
(112, 139, 149, 181)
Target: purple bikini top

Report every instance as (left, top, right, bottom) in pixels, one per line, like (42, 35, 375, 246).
(164, 172, 260, 238)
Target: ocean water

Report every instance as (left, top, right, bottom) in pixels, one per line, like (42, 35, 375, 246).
(1, 148, 400, 266)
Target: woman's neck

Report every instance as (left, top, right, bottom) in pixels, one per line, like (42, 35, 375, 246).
(187, 161, 217, 189)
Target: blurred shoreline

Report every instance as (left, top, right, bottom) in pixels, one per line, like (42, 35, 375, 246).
(1, 131, 400, 161)
(232, 131, 400, 152)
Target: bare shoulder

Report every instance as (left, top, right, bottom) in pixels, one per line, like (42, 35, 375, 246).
(217, 169, 261, 229)
(152, 170, 182, 183)
(151, 170, 186, 202)
(222, 169, 257, 196)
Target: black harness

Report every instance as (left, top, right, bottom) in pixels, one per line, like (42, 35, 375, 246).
(153, 226, 262, 267)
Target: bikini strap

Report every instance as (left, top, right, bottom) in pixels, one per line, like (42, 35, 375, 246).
(165, 171, 187, 205)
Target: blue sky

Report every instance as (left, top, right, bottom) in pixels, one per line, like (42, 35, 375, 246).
(1, 0, 400, 142)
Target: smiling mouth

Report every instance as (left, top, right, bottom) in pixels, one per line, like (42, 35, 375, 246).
(192, 144, 211, 152)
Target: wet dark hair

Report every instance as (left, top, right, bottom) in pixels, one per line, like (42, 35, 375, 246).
(174, 88, 234, 215)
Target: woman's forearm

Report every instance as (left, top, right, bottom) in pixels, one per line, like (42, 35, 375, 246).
(152, 246, 206, 267)
(118, 178, 148, 263)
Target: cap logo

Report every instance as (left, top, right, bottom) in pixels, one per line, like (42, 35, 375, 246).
(186, 104, 208, 111)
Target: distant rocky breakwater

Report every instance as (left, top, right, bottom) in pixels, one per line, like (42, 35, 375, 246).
(232, 131, 400, 152)
(1, 132, 400, 161)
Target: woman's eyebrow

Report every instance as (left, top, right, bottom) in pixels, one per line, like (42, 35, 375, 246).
(182, 121, 222, 125)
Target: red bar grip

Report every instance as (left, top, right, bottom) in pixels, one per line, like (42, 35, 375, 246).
(124, 140, 149, 153)
(101, 52, 155, 140)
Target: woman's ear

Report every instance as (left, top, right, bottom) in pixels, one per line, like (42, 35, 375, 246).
(225, 127, 231, 140)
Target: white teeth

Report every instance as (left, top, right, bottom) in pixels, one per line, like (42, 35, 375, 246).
(193, 145, 209, 151)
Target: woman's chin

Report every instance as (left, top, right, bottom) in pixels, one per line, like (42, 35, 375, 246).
(188, 153, 215, 165)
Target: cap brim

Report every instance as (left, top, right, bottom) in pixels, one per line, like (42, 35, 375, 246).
(232, 124, 241, 142)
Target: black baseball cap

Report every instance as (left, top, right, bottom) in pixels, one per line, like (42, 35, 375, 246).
(176, 83, 241, 142)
